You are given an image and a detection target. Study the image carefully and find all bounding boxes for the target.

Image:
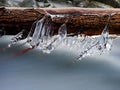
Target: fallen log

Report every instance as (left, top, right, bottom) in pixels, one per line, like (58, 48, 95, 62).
(0, 7, 120, 37)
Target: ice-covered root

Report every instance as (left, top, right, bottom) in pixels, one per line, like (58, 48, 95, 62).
(73, 22, 112, 62)
(2, 14, 113, 61)
(42, 23, 67, 53)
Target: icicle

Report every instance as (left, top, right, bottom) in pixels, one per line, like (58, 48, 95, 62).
(58, 23, 67, 38)
(38, 15, 52, 49)
(27, 15, 52, 49)
(27, 17, 45, 48)
(26, 20, 38, 45)
(42, 23, 67, 53)
(8, 29, 25, 47)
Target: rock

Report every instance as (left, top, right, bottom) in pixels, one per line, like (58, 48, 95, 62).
(87, 1, 114, 8)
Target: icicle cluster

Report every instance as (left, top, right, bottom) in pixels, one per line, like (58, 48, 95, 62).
(4, 15, 113, 61)
(26, 16, 67, 53)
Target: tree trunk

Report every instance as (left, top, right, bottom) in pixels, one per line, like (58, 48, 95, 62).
(0, 7, 120, 37)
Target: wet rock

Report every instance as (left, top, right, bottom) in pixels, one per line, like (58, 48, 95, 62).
(19, 0, 35, 7)
(5, 0, 34, 7)
(91, 0, 120, 8)
(87, 1, 114, 8)
(0, 0, 6, 6)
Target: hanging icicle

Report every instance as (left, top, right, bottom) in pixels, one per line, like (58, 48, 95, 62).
(42, 23, 67, 53)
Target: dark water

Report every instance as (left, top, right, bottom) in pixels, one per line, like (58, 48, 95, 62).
(0, 36, 120, 90)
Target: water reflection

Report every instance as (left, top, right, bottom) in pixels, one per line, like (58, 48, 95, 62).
(0, 36, 120, 90)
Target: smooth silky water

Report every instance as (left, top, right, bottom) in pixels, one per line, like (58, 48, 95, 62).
(0, 35, 120, 90)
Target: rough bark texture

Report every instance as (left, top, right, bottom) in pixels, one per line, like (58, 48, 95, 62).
(0, 7, 120, 37)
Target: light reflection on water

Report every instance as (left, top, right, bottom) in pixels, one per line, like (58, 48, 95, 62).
(0, 36, 120, 90)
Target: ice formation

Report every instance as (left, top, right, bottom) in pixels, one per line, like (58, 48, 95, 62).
(8, 29, 25, 47)
(74, 23, 112, 61)
(27, 16, 67, 53)
(28, 15, 112, 61)
(4, 15, 113, 61)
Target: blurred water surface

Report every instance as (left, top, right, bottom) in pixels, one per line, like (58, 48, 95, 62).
(0, 36, 120, 90)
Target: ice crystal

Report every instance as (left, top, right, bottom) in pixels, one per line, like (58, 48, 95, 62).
(4, 15, 113, 61)
(27, 16, 112, 61)
(8, 29, 25, 47)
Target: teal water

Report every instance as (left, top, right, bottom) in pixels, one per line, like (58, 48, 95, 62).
(0, 36, 120, 90)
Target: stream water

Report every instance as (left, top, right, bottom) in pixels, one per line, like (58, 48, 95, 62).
(0, 36, 120, 90)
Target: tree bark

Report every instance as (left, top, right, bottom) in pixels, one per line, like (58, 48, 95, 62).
(0, 7, 120, 37)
